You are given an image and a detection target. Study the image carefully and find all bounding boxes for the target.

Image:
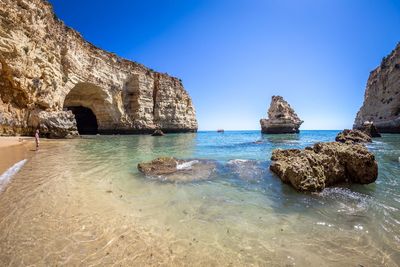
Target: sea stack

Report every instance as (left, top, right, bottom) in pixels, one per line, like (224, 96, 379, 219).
(0, 0, 197, 138)
(260, 96, 303, 134)
(354, 42, 400, 133)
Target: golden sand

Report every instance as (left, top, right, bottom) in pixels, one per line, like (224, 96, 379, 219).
(0, 137, 35, 175)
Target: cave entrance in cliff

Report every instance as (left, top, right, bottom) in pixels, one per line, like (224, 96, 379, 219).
(63, 82, 112, 135)
(67, 106, 98, 134)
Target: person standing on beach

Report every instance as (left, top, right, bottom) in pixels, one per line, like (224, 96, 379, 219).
(35, 129, 40, 150)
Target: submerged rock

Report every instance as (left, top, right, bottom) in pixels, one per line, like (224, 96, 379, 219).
(356, 122, 381, 138)
(335, 129, 372, 144)
(260, 96, 303, 134)
(227, 159, 267, 181)
(137, 157, 216, 182)
(270, 142, 378, 192)
(151, 129, 165, 136)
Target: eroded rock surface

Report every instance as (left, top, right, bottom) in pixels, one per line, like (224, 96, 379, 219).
(138, 157, 216, 183)
(29, 110, 78, 138)
(335, 129, 372, 144)
(260, 96, 303, 134)
(354, 43, 400, 133)
(270, 142, 378, 192)
(358, 122, 381, 138)
(0, 0, 197, 137)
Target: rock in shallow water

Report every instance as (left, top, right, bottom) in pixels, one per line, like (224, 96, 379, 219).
(335, 129, 372, 144)
(356, 122, 382, 138)
(270, 142, 378, 192)
(137, 157, 216, 182)
(151, 129, 165, 136)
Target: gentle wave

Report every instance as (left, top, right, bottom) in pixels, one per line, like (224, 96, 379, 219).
(176, 160, 199, 170)
(0, 159, 27, 191)
(227, 159, 250, 164)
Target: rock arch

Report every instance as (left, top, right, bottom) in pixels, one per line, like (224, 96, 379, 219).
(63, 82, 116, 134)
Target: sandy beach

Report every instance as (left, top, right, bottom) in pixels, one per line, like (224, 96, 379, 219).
(0, 137, 35, 175)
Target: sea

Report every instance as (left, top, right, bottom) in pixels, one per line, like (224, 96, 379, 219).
(0, 130, 399, 266)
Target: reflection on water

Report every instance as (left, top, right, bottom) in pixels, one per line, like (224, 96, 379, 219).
(0, 131, 399, 266)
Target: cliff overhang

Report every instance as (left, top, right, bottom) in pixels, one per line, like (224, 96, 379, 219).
(0, 0, 198, 137)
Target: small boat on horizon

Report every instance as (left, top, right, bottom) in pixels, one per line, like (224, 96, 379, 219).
(217, 129, 224, 133)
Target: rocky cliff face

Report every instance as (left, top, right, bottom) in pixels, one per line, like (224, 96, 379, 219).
(0, 0, 197, 137)
(260, 96, 303, 134)
(354, 43, 400, 133)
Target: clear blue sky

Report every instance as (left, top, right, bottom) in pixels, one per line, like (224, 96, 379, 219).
(49, 0, 400, 130)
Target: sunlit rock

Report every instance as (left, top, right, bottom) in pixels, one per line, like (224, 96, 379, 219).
(270, 142, 378, 192)
(0, 0, 197, 137)
(260, 96, 303, 134)
(335, 129, 372, 144)
(354, 42, 400, 133)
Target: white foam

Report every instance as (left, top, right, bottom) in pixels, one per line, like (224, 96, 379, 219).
(0, 159, 27, 191)
(227, 159, 249, 165)
(176, 160, 199, 170)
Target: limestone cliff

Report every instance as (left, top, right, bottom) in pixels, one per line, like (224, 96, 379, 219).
(354, 43, 400, 133)
(260, 96, 303, 134)
(0, 0, 198, 137)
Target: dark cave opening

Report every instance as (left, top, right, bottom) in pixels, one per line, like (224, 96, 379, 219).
(67, 106, 98, 135)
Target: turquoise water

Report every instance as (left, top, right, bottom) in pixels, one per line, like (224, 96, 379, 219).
(1, 130, 399, 266)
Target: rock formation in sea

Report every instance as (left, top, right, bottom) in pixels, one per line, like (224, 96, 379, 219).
(335, 129, 372, 144)
(260, 96, 303, 134)
(270, 142, 378, 192)
(358, 122, 382, 138)
(137, 157, 216, 183)
(0, 0, 197, 138)
(151, 129, 165, 136)
(354, 42, 400, 133)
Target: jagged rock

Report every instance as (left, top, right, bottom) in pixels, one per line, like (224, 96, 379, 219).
(28, 110, 78, 138)
(354, 43, 400, 133)
(335, 129, 372, 144)
(137, 157, 216, 182)
(0, 0, 197, 138)
(270, 142, 378, 192)
(357, 122, 381, 137)
(138, 157, 178, 175)
(260, 96, 303, 134)
(151, 129, 165, 136)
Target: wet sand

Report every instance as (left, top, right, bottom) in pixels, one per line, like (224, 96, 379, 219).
(0, 137, 35, 175)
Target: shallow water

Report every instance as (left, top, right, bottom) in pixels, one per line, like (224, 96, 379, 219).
(0, 131, 399, 266)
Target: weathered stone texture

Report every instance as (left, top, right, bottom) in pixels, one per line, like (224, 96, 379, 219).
(0, 0, 197, 136)
(260, 95, 303, 134)
(354, 43, 400, 133)
(335, 129, 372, 144)
(270, 142, 378, 192)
